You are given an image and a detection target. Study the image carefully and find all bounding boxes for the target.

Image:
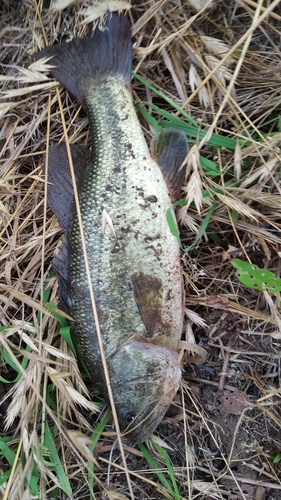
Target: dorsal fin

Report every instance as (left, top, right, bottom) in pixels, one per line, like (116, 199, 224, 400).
(43, 143, 90, 233)
(43, 143, 90, 312)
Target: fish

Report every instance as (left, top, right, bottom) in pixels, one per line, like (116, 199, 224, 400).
(35, 12, 188, 444)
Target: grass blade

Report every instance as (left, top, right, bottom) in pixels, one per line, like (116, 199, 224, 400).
(151, 440, 180, 500)
(133, 73, 198, 127)
(44, 419, 72, 496)
(138, 443, 173, 498)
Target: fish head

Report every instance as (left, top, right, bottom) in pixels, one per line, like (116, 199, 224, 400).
(109, 340, 181, 445)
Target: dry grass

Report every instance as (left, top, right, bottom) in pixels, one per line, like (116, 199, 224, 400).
(1, 0, 281, 498)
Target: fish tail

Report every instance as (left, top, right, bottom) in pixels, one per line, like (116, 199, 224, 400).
(34, 13, 132, 103)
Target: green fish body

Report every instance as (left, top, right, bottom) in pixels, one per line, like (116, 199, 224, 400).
(35, 14, 188, 444)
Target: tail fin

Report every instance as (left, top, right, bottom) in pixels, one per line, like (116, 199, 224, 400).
(34, 13, 132, 103)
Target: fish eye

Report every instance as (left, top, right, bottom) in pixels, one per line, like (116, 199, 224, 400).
(119, 409, 135, 422)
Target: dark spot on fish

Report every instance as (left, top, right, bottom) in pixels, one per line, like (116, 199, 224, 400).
(119, 409, 135, 422)
(121, 114, 129, 121)
(133, 382, 146, 396)
(145, 195, 158, 203)
(156, 243, 163, 256)
(144, 234, 160, 243)
(105, 184, 122, 195)
(134, 230, 140, 240)
(133, 186, 145, 198)
(121, 225, 131, 234)
(124, 142, 136, 159)
(113, 166, 122, 174)
(111, 241, 122, 253)
(166, 289, 172, 301)
(95, 302, 110, 328)
(145, 244, 162, 258)
(100, 192, 110, 201)
(146, 361, 160, 376)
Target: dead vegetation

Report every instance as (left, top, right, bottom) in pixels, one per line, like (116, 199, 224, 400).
(0, 0, 281, 498)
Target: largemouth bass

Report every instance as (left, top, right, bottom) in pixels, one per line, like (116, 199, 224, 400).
(35, 13, 188, 444)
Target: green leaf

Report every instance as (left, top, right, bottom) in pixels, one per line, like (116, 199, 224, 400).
(158, 118, 236, 150)
(0, 345, 29, 384)
(134, 103, 161, 132)
(1, 349, 20, 375)
(88, 411, 111, 499)
(137, 98, 236, 151)
(273, 453, 281, 464)
(151, 440, 180, 500)
(231, 209, 238, 222)
(89, 411, 111, 451)
(166, 208, 182, 248)
(42, 287, 52, 304)
(45, 385, 57, 410)
(26, 463, 40, 496)
(183, 204, 217, 252)
(59, 326, 77, 356)
(0, 439, 16, 467)
(0, 469, 12, 486)
(133, 73, 198, 127)
(45, 302, 69, 328)
(231, 259, 281, 293)
(208, 232, 222, 244)
(44, 419, 72, 496)
(278, 115, 281, 133)
(200, 156, 221, 176)
(166, 202, 217, 253)
(59, 324, 89, 378)
(138, 443, 173, 497)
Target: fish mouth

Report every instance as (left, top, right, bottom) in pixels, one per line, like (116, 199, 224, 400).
(109, 340, 182, 445)
(119, 390, 178, 445)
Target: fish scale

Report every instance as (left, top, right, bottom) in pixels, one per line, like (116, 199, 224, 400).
(35, 13, 188, 444)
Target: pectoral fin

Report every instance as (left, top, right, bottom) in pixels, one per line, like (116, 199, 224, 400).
(43, 143, 90, 233)
(151, 128, 188, 202)
(131, 272, 163, 337)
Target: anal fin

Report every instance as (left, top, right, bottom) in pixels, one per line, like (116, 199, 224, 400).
(151, 128, 188, 202)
